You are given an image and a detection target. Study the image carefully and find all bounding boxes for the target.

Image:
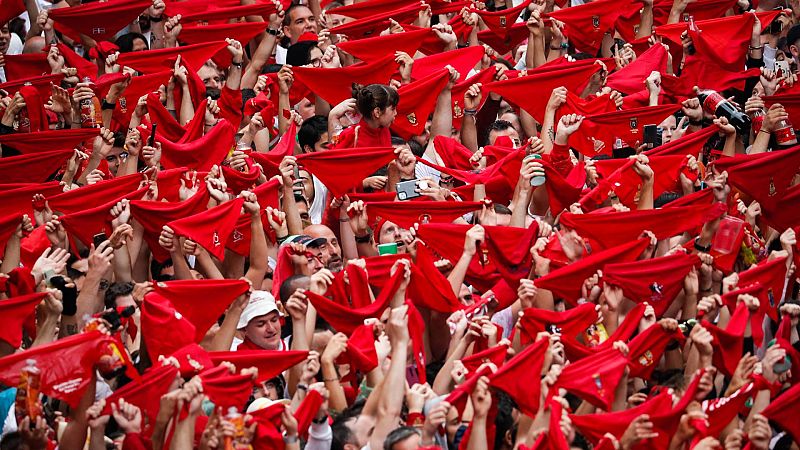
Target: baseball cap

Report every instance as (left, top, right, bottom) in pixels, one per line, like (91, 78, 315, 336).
(237, 290, 281, 329)
(282, 234, 327, 248)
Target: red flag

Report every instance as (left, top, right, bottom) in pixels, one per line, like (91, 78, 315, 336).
(0, 128, 100, 155)
(296, 147, 397, 197)
(209, 350, 309, 383)
(393, 69, 452, 139)
(168, 197, 245, 260)
(49, 0, 151, 41)
(489, 338, 548, 416)
(568, 104, 680, 156)
(291, 54, 398, 105)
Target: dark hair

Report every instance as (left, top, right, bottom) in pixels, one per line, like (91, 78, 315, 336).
(0, 431, 21, 450)
(150, 258, 174, 282)
(352, 84, 399, 118)
(286, 40, 318, 67)
(113, 131, 126, 148)
(407, 139, 424, 158)
(104, 282, 134, 309)
(654, 191, 681, 208)
(298, 115, 329, 151)
(115, 32, 148, 53)
(279, 274, 309, 302)
(787, 24, 800, 48)
(331, 399, 367, 450)
(283, 3, 313, 27)
(383, 427, 420, 450)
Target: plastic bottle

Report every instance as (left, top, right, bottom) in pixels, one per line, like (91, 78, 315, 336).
(224, 407, 252, 450)
(696, 89, 751, 134)
(773, 117, 797, 146)
(16, 82, 31, 133)
(79, 77, 102, 128)
(15, 359, 42, 425)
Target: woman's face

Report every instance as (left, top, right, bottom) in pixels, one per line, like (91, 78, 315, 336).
(374, 105, 397, 127)
(307, 46, 323, 68)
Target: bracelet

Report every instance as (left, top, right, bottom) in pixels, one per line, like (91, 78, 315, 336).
(323, 377, 339, 382)
(700, 285, 713, 292)
(296, 383, 308, 391)
(339, 218, 350, 222)
(267, 28, 279, 36)
(694, 237, 712, 253)
(276, 235, 289, 243)
(230, 61, 243, 69)
(149, 15, 163, 22)
(758, 128, 771, 134)
(101, 99, 117, 110)
(283, 434, 298, 444)
(354, 231, 372, 244)
(464, 108, 477, 116)
(749, 45, 763, 50)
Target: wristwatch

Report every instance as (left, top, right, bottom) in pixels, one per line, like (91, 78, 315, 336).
(267, 28, 280, 36)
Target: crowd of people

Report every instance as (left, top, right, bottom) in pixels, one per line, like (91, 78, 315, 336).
(0, 0, 799, 448)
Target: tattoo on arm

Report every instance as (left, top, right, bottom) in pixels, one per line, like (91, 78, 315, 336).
(548, 127, 555, 141)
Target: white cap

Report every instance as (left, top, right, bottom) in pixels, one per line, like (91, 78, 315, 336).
(246, 397, 291, 413)
(237, 291, 280, 329)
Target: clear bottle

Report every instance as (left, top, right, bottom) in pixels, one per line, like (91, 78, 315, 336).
(225, 407, 252, 450)
(751, 108, 765, 134)
(774, 117, 797, 146)
(79, 77, 102, 128)
(16, 82, 31, 133)
(15, 359, 42, 425)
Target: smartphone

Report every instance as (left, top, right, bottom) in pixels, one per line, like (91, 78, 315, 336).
(93, 232, 108, 249)
(148, 123, 157, 147)
(776, 60, 791, 78)
(43, 269, 56, 288)
(643, 124, 662, 149)
(396, 179, 423, 200)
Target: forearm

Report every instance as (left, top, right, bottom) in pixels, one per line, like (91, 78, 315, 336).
(195, 250, 224, 279)
(321, 361, 348, 412)
(244, 216, 268, 286)
(0, 236, 21, 274)
(461, 114, 479, 153)
(242, 35, 277, 89)
(447, 252, 473, 297)
(287, 319, 309, 395)
(430, 88, 453, 139)
(541, 109, 557, 153)
(369, 343, 409, 450)
(75, 274, 105, 328)
(637, 4, 654, 39)
(113, 246, 133, 283)
(339, 218, 359, 261)
(227, 65, 242, 91)
(722, 134, 737, 157)
(282, 186, 305, 235)
(208, 305, 243, 351)
(32, 317, 60, 348)
(58, 376, 96, 450)
(178, 86, 195, 126)
(89, 427, 107, 450)
(78, 154, 103, 184)
(169, 415, 196, 450)
(510, 185, 532, 227)
(636, 180, 654, 210)
(466, 416, 488, 450)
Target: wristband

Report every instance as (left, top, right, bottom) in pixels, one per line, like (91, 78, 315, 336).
(406, 412, 425, 428)
(464, 108, 477, 116)
(276, 235, 289, 244)
(296, 383, 308, 391)
(267, 28, 279, 36)
(354, 231, 372, 244)
(312, 415, 328, 424)
(230, 61, 243, 69)
(101, 99, 117, 110)
(694, 237, 712, 253)
(283, 435, 298, 444)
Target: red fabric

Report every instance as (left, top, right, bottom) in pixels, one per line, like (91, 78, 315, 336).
(100, 364, 179, 429)
(228, 178, 281, 256)
(484, 63, 602, 122)
(551, 346, 629, 410)
(703, 302, 750, 377)
(0, 182, 63, 220)
(0, 128, 100, 155)
(145, 94, 203, 142)
(461, 344, 508, 375)
(644, 123, 718, 157)
(117, 41, 228, 73)
(208, 350, 309, 383)
(49, 0, 150, 41)
(333, 118, 393, 149)
(407, 243, 462, 313)
(606, 45, 668, 95)
(0, 331, 111, 408)
(296, 147, 396, 197)
(432, 135, 477, 170)
(87, 41, 120, 61)
(477, 22, 529, 55)
(58, 186, 149, 247)
(294, 390, 325, 440)
(0, 74, 64, 99)
(517, 302, 599, 344)
(151, 279, 250, 342)
(561, 203, 727, 249)
(568, 104, 680, 156)
(250, 120, 298, 176)
(444, 365, 492, 414)
(560, 304, 647, 362)
(156, 120, 236, 172)
(292, 54, 398, 105)
(489, 338, 548, 416)
(474, 0, 532, 38)
(305, 268, 404, 334)
(699, 381, 758, 439)
(56, 43, 98, 80)
(712, 145, 800, 214)
(534, 238, 650, 304)
(0, 293, 46, 347)
(112, 71, 173, 127)
(546, 0, 642, 54)
(49, 173, 146, 214)
(0, 0, 24, 27)
(330, 0, 467, 18)
(483, 223, 538, 285)
(178, 3, 279, 25)
(337, 28, 430, 61)
(130, 188, 211, 262)
(603, 253, 701, 316)
(736, 256, 788, 322)
(141, 294, 196, 360)
(410, 46, 485, 82)
(337, 324, 378, 372)
(450, 67, 496, 129)
(762, 372, 800, 443)
(168, 197, 245, 260)
(687, 12, 754, 72)
(570, 390, 673, 444)
(557, 91, 617, 120)
(201, 371, 255, 410)
(627, 322, 686, 379)
(328, 3, 424, 39)
(365, 200, 482, 229)
(222, 166, 261, 195)
(3, 53, 50, 81)
(393, 69, 451, 139)
(18, 84, 48, 133)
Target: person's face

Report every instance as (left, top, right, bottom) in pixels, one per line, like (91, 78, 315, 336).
(198, 65, 222, 89)
(106, 146, 128, 176)
(297, 169, 315, 201)
(262, 381, 280, 400)
(377, 221, 407, 253)
(658, 115, 677, 143)
(499, 112, 523, 138)
(390, 433, 420, 450)
(326, 13, 347, 28)
(315, 227, 343, 271)
(115, 294, 136, 309)
(306, 46, 323, 68)
(312, 131, 330, 152)
(71, 259, 88, 291)
(488, 127, 520, 147)
(0, 24, 10, 54)
(132, 37, 148, 52)
(295, 98, 316, 120)
(458, 284, 473, 305)
(296, 200, 311, 226)
(373, 105, 397, 128)
(306, 246, 324, 273)
(284, 6, 317, 44)
(445, 407, 461, 446)
(244, 311, 282, 350)
(412, 120, 432, 147)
